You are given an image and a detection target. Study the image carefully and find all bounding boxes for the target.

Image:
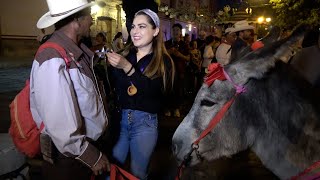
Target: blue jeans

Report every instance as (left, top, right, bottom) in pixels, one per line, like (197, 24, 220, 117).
(111, 109, 158, 179)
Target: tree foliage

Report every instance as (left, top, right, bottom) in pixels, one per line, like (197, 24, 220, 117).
(270, 0, 320, 29)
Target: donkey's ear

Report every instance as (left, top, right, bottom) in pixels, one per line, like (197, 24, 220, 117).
(225, 25, 308, 86)
(261, 26, 281, 45)
(273, 25, 308, 63)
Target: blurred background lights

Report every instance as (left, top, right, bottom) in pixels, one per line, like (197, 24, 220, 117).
(91, 4, 100, 14)
(257, 16, 265, 24)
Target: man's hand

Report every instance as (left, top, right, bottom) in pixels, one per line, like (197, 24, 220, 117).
(91, 154, 110, 175)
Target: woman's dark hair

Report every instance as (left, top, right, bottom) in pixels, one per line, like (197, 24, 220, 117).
(113, 32, 122, 41)
(205, 35, 215, 45)
(205, 35, 220, 45)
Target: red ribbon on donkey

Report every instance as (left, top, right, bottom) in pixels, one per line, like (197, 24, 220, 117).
(204, 63, 226, 86)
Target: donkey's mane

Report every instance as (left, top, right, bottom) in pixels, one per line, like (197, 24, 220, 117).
(232, 61, 320, 144)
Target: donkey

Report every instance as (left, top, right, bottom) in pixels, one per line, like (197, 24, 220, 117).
(172, 26, 320, 180)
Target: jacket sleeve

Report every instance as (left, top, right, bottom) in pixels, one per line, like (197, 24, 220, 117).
(31, 57, 101, 168)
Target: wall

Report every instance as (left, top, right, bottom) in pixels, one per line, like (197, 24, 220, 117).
(0, 0, 52, 57)
(0, 0, 50, 37)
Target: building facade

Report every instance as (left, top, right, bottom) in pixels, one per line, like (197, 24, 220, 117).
(0, 0, 221, 57)
(0, 0, 124, 57)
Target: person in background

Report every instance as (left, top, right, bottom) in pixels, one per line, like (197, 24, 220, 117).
(184, 33, 191, 48)
(90, 32, 111, 103)
(197, 31, 207, 59)
(165, 23, 190, 117)
(112, 32, 124, 52)
(216, 27, 236, 66)
(91, 32, 107, 52)
(106, 9, 175, 179)
(230, 20, 255, 61)
(30, 0, 110, 179)
(189, 40, 202, 93)
(212, 26, 223, 40)
(202, 35, 220, 73)
(184, 33, 193, 95)
(196, 30, 206, 57)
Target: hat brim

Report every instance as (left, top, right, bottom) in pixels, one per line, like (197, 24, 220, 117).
(37, 2, 95, 29)
(225, 28, 235, 34)
(230, 25, 254, 33)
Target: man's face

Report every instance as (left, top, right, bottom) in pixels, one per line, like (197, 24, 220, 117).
(242, 29, 253, 40)
(172, 27, 182, 40)
(77, 9, 93, 38)
(226, 32, 236, 44)
(79, 15, 93, 38)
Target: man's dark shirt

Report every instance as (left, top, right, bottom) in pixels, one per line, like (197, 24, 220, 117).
(196, 38, 206, 57)
(165, 39, 189, 73)
(230, 37, 248, 61)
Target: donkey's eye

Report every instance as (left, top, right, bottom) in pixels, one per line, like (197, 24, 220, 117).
(200, 99, 216, 107)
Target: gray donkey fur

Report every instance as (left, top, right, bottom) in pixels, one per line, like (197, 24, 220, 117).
(172, 26, 320, 180)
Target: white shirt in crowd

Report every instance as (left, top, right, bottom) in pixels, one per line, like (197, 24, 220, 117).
(202, 45, 214, 68)
(216, 43, 232, 66)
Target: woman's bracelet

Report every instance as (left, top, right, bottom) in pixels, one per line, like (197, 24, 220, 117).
(126, 65, 134, 75)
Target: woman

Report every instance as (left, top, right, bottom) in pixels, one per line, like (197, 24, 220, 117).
(112, 32, 124, 52)
(106, 9, 175, 179)
(202, 35, 220, 72)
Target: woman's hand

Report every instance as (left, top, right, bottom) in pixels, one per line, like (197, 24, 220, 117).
(106, 52, 134, 75)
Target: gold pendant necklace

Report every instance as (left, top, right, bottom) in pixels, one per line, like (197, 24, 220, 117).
(127, 82, 137, 96)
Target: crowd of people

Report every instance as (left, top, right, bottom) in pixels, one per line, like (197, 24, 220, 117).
(29, 0, 299, 179)
(160, 20, 258, 118)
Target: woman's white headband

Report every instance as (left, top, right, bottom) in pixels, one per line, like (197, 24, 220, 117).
(135, 9, 160, 28)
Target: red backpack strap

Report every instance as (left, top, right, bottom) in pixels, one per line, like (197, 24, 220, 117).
(36, 42, 71, 69)
(39, 122, 45, 131)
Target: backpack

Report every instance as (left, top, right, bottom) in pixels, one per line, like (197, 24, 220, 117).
(9, 42, 70, 158)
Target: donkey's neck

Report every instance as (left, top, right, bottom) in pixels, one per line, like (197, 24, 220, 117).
(252, 131, 320, 179)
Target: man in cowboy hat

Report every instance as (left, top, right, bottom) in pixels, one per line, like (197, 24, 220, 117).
(229, 20, 255, 61)
(215, 27, 237, 66)
(31, 0, 110, 179)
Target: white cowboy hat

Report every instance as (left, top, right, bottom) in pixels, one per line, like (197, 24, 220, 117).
(37, 0, 95, 29)
(230, 20, 254, 33)
(225, 27, 235, 34)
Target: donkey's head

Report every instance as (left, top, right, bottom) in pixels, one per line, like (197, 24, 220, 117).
(172, 25, 307, 166)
